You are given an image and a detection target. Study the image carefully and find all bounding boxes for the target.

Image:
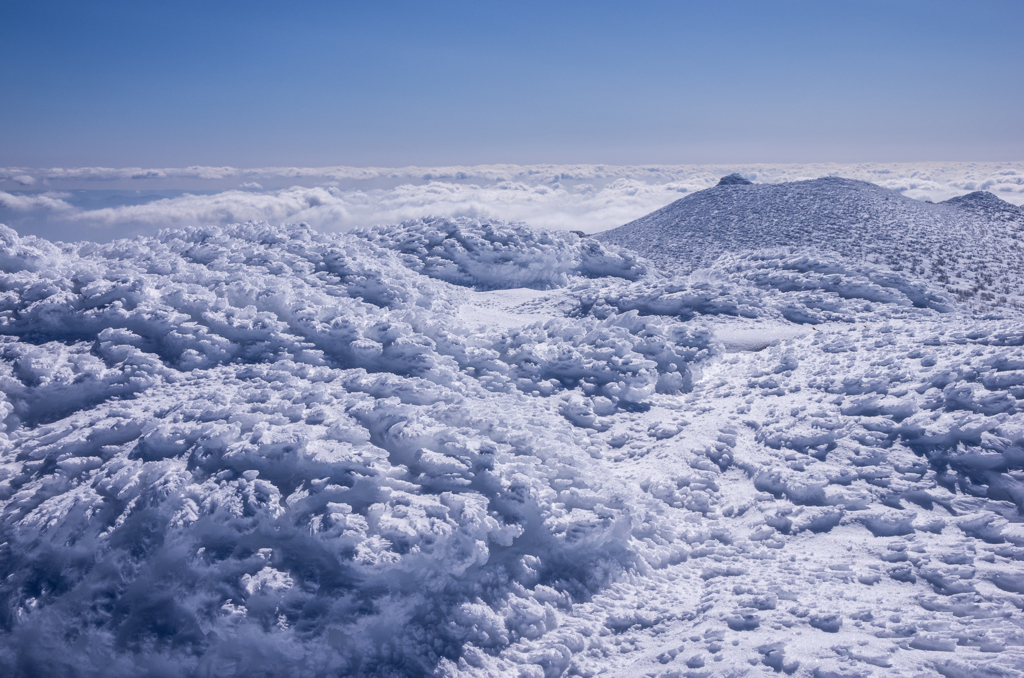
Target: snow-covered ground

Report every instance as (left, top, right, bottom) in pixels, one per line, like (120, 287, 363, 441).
(598, 176, 1024, 316)
(1, 182, 1023, 676)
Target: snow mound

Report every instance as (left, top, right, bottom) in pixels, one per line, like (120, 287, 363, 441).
(355, 216, 646, 290)
(597, 177, 1024, 314)
(575, 248, 952, 329)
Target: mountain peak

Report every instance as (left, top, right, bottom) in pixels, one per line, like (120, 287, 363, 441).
(596, 176, 1024, 315)
(945, 189, 1019, 210)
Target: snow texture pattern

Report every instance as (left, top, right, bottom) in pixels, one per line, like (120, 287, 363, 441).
(0, 182, 1023, 677)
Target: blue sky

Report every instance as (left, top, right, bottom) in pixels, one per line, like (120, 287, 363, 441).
(2, 0, 1022, 167)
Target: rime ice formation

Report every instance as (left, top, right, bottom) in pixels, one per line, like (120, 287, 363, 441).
(597, 177, 1024, 316)
(0, 195, 1023, 677)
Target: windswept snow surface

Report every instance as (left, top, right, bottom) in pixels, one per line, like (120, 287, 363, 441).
(597, 178, 1024, 316)
(1, 214, 1023, 677)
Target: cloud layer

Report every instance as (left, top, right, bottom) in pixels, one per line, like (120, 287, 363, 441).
(1, 162, 1022, 242)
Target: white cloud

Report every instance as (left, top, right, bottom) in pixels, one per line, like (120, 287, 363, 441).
(0, 191, 74, 212)
(57, 180, 699, 234)
(2, 162, 1021, 198)
(71, 187, 351, 230)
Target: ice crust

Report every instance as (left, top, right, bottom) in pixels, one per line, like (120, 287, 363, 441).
(0, 201, 1023, 677)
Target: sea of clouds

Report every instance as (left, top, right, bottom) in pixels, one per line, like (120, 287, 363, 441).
(1, 162, 1023, 242)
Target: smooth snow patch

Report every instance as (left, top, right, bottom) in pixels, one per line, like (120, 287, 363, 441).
(458, 288, 563, 332)
(709, 322, 813, 352)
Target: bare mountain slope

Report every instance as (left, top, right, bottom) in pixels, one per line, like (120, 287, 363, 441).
(596, 176, 1024, 314)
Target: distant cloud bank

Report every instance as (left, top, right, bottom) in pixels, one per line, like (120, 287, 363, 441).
(1, 162, 1022, 242)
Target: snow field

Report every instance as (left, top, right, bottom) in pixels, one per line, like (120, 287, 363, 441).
(444, 318, 1024, 677)
(0, 213, 1022, 676)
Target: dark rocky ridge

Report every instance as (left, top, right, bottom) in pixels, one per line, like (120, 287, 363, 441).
(716, 173, 753, 186)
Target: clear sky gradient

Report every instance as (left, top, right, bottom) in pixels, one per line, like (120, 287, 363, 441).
(3, 0, 1022, 167)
